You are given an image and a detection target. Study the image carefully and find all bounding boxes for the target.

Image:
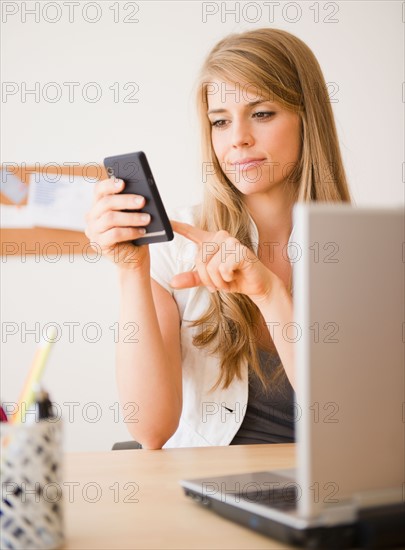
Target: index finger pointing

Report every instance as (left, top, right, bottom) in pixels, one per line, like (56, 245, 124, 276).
(170, 220, 213, 244)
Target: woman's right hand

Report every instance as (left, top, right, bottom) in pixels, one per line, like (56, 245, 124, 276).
(84, 177, 151, 271)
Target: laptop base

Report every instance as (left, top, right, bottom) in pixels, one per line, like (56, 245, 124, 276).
(183, 488, 405, 549)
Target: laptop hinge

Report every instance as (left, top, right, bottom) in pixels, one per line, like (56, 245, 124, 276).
(319, 487, 404, 526)
(319, 502, 357, 526)
(353, 486, 404, 509)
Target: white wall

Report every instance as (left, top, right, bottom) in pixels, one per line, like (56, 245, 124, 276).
(1, 1, 403, 451)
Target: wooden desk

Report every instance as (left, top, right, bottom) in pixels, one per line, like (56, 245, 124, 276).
(64, 444, 296, 549)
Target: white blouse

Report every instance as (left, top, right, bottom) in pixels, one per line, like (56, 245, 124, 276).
(149, 204, 295, 448)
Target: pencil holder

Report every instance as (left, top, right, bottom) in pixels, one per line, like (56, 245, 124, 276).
(0, 419, 64, 550)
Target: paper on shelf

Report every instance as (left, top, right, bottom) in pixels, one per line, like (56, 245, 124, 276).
(0, 204, 34, 228)
(0, 169, 29, 204)
(27, 174, 96, 231)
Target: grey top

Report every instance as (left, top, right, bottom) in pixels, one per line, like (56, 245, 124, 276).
(230, 348, 296, 445)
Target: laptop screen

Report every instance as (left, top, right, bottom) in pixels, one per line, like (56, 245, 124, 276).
(293, 204, 404, 518)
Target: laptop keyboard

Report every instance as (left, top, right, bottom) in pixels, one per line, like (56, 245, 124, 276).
(242, 486, 298, 511)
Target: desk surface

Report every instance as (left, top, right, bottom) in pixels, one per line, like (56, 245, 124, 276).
(64, 444, 296, 549)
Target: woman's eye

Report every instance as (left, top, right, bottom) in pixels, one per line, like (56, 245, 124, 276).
(253, 111, 275, 119)
(211, 119, 228, 128)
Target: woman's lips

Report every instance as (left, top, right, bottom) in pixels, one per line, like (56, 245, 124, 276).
(231, 158, 266, 170)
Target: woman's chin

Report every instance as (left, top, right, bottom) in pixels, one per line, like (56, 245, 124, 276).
(230, 179, 281, 197)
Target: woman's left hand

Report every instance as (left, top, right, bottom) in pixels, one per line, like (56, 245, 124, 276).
(169, 220, 282, 304)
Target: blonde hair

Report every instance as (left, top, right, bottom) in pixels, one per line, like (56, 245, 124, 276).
(192, 28, 351, 391)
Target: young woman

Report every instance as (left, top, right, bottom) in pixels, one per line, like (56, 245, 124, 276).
(85, 28, 351, 449)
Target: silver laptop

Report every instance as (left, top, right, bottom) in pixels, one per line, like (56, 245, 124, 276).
(181, 204, 405, 548)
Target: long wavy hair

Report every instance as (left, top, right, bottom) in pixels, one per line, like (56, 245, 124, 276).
(192, 28, 351, 391)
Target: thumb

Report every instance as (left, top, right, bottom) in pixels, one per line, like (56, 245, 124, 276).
(112, 178, 124, 193)
(170, 270, 202, 289)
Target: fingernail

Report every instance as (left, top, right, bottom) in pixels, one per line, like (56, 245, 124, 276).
(114, 179, 122, 188)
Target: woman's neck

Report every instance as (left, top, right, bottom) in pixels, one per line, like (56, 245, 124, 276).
(243, 188, 294, 244)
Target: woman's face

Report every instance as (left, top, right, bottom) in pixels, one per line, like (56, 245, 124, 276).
(207, 80, 301, 197)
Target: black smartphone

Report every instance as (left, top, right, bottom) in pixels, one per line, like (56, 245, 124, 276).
(103, 151, 174, 246)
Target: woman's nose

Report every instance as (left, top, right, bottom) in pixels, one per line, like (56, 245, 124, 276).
(231, 120, 254, 148)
